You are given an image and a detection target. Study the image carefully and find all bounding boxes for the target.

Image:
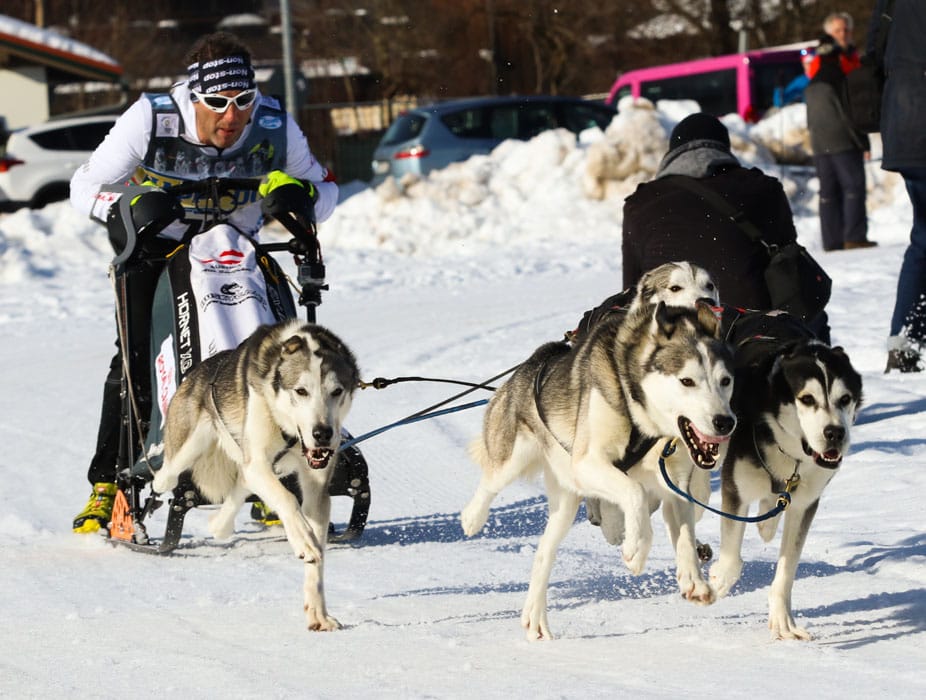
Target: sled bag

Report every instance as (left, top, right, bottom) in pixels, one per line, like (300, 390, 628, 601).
(763, 242, 832, 324)
(135, 226, 297, 476)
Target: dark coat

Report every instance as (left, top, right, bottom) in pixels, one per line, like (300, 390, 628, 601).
(805, 60, 870, 155)
(868, 0, 926, 171)
(621, 165, 797, 310)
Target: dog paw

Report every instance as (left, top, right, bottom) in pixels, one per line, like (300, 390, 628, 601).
(284, 514, 323, 563)
(460, 500, 489, 537)
(207, 511, 235, 540)
(708, 557, 742, 598)
(520, 604, 554, 641)
(678, 571, 716, 605)
(768, 597, 812, 640)
(151, 470, 177, 495)
(756, 512, 781, 543)
(769, 615, 812, 641)
(621, 520, 653, 575)
(305, 609, 341, 632)
(597, 502, 625, 546)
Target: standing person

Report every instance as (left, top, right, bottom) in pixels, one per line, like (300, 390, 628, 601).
(870, 0, 926, 372)
(70, 31, 339, 533)
(805, 35, 875, 251)
(621, 112, 830, 341)
(807, 11, 863, 77)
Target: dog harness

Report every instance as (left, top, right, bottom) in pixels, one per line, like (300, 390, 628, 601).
(532, 345, 657, 471)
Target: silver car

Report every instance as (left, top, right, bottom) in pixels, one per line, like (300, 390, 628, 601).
(371, 95, 616, 182)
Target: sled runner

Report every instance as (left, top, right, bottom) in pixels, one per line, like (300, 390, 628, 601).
(99, 177, 369, 554)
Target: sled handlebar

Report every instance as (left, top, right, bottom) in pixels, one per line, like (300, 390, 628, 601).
(165, 176, 263, 198)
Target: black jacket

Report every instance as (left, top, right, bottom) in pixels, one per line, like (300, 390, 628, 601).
(622, 164, 797, 310)
(805, 60, 870, 155)
(868, 0, 926, 171)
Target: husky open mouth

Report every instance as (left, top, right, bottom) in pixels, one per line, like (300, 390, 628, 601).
(305, 446, 335, 470)
(801, 439, 843, 469)
(678, 416, 728, 469)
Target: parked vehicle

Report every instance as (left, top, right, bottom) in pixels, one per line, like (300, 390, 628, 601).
(606, 43, 814, 123)
(0, 115, 117, 210)
(371, 95, 617, 181)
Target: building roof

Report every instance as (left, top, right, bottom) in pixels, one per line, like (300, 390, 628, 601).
(0, 14, 122, 82)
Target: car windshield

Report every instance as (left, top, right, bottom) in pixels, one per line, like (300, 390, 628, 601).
(380, 114, 427, 146)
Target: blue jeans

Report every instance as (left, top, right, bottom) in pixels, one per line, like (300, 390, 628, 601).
(890, 167, 926, 343)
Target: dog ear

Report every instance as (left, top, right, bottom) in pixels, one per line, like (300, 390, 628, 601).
(654, 301, 676, 336)
(282, 335, 307, 355)
(695, 301, 721, 338)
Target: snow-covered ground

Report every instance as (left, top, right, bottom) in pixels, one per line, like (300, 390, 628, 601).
(1, 100, 923, 698)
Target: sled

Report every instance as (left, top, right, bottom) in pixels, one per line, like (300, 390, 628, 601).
(100, 177, 370, 554)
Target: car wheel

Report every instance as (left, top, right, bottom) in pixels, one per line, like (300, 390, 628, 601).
(31, 183, 70, 209)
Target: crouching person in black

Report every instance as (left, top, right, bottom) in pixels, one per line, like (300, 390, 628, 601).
(621, 112, 831, 343)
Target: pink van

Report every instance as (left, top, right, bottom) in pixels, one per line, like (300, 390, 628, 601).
(606, 43, 814, 122)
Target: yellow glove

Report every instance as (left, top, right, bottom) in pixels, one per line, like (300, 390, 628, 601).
(259, 171, 317, 237)
(259, 170, 316, 201)
(131, 179, 162, 206)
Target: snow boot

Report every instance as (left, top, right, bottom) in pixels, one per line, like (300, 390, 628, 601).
(73, 482, 118, 534)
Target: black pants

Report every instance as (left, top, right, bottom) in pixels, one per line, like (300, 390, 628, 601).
(86, 263, 163, 485)
(814, 150, 868, 250)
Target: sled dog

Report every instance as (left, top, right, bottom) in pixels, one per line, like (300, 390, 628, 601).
(461, 299, 736, 640)
(152, 319, 359, 631)
(572, 261, 719, 342)
(583, 261, 723, 603)
(708, 311, 862, 640)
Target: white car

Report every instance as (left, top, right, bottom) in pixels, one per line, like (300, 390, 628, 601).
(0, 114, 117, 210)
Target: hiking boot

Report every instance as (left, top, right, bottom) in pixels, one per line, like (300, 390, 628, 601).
(250, 501, 281, 526)
(844, 240, 878, 249)
(72, 482, 118, 534)
(885, 347, 922, 373)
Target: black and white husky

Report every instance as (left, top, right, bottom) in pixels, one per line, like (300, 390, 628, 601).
(709, 311, 863, 639)
(461, 285, 735, 640)
(151, 319, 359, 631)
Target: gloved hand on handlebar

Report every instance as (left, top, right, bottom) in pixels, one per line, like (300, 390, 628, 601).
(259, 170, 317, 240)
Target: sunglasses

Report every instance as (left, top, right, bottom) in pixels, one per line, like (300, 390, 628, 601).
(192, 89, 257, 113)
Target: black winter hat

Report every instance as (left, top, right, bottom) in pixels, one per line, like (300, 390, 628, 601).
(669, 112, 731, 151)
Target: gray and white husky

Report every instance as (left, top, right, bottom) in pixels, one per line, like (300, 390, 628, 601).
(151, 319, 359, 631)
(583, 261, 724, 606)
(461, 294, 736, 640)
(709, 313, 863, 639)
